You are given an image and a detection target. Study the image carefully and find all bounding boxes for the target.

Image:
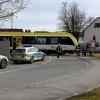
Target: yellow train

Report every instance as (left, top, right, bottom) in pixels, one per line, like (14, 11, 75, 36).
(0, 31, 78, 54)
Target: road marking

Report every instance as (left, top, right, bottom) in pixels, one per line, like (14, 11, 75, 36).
(52, 57, 78, 60)
(0, 65, 38, 74)
(0, 56, 52, 74)
(35, 68, 88, 85)
(42, 57, 78, 64)
(42, 56, 52, 64)
(0, 56, 88, 77)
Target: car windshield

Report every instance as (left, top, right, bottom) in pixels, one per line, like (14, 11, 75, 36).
(15, 49, 26, 53)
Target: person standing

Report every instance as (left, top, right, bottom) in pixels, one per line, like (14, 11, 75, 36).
(88, 46, 93, 56)
(81, 44, 88, 56)
(56, 44, 62, 58)
(75, 44, 81, 56)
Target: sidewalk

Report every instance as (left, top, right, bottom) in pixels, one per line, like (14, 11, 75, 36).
(45, 57, 100, 99)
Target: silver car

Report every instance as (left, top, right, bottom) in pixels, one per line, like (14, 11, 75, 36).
(0, 55, 9, 69)
(11, 46, 46, 63)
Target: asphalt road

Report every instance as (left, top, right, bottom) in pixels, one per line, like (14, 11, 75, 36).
(0, 56, 90, 100)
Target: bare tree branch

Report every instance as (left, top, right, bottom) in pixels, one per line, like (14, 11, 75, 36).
(58, 1, 86, 39)
(0, 0, 30, 20)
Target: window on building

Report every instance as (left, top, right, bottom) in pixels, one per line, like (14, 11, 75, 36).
(93, 36, 96, 41)
(95, 42, 99, 47)
(94, 23, 100, 28)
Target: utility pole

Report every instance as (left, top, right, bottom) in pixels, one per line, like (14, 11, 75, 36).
(11, 12, 14, 29)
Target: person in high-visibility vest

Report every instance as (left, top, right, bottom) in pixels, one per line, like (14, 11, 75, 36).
(56, 44, 63, 58)
(88, 46, 93, 56)
(75, 44, 81, 56)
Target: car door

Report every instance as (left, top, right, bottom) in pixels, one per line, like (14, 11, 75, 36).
(33, 48, 42, 60)
(30, 48, 39, 60)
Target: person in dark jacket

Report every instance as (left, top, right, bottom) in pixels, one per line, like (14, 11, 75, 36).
(56, 44, 62, 58)
(81, 44, 88, 56)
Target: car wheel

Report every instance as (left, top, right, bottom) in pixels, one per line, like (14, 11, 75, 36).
(0, 59, 7, 69)
(30, 57, 34, 63)
(41, 55, 45, 61)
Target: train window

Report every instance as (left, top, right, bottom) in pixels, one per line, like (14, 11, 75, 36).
(50, 37, 58, 44)
(59, 37, 74, 45)
(22, 37, 35, 44)
(0, 37, 4, 41)
(22, 36, 74, 45)
(37, 37, 46, 44)
(46, 37, 51, 44)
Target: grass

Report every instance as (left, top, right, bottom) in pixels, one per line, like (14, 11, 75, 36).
(65, 53, 100, 100)
(65, 87, 100, 100)
(93, 53, 100, 59)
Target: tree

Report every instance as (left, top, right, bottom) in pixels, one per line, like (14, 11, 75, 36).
(0, 0, 30, 20)
(79, 16, 95, 37)
(25, 29, 31, 32)
(58, 2, 86, 39)
(86, 16, 95, 28)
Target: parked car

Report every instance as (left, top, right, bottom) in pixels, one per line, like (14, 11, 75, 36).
(0, 55, 9, 69)
(11, 46, 46, 63)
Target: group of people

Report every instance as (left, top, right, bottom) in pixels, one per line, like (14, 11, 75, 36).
(56, 43, 94, 58)
(75, 44, 94, 56)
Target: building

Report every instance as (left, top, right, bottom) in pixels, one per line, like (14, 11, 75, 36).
(0, 40, 10, 57)
(0, 28, 23, 32)
(84, 17, 100, 50)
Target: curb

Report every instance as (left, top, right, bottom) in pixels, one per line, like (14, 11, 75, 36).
(78, 57, 92, 67)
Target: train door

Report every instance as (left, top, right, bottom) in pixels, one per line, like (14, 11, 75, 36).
(12, 37, 22, 50)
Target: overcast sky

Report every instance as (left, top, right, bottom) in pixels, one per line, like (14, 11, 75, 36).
(3, 0, 100, 32)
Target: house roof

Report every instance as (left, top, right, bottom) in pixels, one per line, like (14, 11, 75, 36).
(83, 17, 100, 33)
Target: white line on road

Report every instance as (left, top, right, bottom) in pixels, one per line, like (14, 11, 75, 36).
(42, 56, 52, 64)
(42, 56, 78, 65)
(0, 65, 38, 74)
(0, 56, 52, 74)
(35, 68, 87, 85)
(51, 57, 78, 60)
